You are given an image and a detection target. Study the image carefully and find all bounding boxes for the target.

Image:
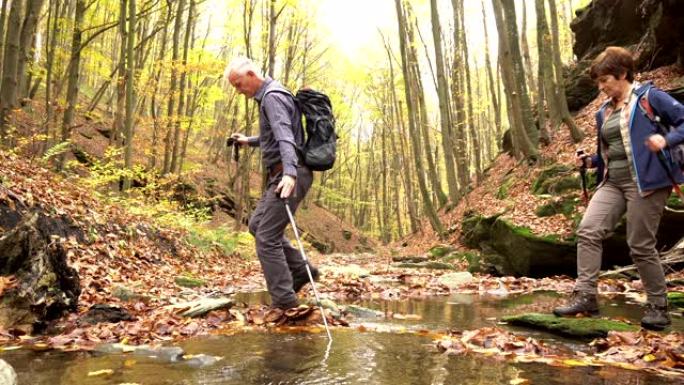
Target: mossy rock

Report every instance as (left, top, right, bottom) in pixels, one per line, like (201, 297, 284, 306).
(533, 175, 581, 195)
(535, 196, 578, 218)
(174, 275, 207, 288)
(395, 261, 455, 270)
(666, 193, 684, 210)
(669, 292, 684, 309)
(502, 313, 637, 339)
(461, 213, 576, 277)
(441, 251, 482, 273)
(429, 244, 455, 258)
(496, 175, 516, 199)
(531, 165, 573, 193)
(112, 285, 150, 303)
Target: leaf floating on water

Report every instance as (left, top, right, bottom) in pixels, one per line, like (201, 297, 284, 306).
(87, 369, 114, 377)
(0, 346, 22, 351)
(642, 354, 657, 363)
(124, 359, 137, 367)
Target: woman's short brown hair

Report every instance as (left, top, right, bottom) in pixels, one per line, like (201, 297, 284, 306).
(589, 46, 635, 82)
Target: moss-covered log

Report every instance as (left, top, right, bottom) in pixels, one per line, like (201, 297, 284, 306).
(502, 313, 637, 339)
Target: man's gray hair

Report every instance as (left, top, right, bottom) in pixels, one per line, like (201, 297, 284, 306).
(226, 57, 261, 78)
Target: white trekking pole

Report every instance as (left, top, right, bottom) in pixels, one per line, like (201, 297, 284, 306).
(284, 202, 333, 342)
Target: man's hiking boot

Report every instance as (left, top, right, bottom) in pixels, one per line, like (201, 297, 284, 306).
(293, 266, 320, 293)
(270, 300, 299, 311)
(553, 291, 599, 317)
(641, 302, 671, 331)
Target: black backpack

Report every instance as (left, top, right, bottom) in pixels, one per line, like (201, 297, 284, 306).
(295, 89, 337, 171)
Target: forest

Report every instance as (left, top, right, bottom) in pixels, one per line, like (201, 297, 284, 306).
(0, 0, 682, 384)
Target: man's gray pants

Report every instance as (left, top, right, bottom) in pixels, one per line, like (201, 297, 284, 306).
(575, 177, 670, 305)
(248, 166, 314, 307)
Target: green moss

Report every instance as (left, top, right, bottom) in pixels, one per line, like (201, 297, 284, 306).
(496, 176, 516, 199)
(175, 275, 207, 288)
(535, 196, 579, 218)
(668, 292, 684, 309)
(429, 245, 455, 258)
(531, 165, 573, 194)
(666, 193, 684, 210)
(502, 313, 637, 338)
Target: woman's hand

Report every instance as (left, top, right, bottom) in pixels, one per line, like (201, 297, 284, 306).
(645, 134, 667, 152)
(576, 153, 591, 168)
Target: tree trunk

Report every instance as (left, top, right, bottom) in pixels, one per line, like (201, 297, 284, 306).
(450, 0, 468, 191)
(113, 0, 126, 146)
(122, 0, 136, 190)
(547, 0, 583, 143)
(519, 0, 535, 104)
(171, 0, 194, 174)
(17, 0, 45, 103)
(0, 0, 9, 78)
(0, 0, 25, 141)
(535, 0, 557, 145)
(148, 2, 171, 169)
(429, 0, 459, 205)
(395, 0, 444, 238)
(481, 0, 501, 137)
(162, 0, 185, 175)
(405, 6, 447, 209)
(58, 0, 86, 170)
(42, 0, 61, 153)
(457, 0, 482, 180)
(493, 0, 539, 162)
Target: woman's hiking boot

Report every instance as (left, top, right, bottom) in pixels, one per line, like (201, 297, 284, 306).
(553, 291, 599, 317)
(293, 266, 319, 293)
(641, 302, 671, 330)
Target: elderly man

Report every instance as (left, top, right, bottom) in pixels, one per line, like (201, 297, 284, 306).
(227, 57, 319, 310)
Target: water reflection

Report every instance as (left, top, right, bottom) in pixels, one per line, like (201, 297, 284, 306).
(1, 292, 682, 384)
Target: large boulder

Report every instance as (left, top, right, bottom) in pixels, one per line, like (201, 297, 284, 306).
(461, 210, 684, 277)
(0, 213, 81, 333)
(566, 0, 684, 111)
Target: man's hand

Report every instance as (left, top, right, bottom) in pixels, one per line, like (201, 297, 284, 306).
(230, 133, 249, 146)
(645, 134, 667, 152)
(276, 175, 296, 199)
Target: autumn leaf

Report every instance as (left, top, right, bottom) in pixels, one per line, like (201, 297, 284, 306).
(0, 276, 18, 297)
(87, 369, 114, 377)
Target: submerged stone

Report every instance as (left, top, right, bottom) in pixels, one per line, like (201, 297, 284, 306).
(0, 359, 16, 385)
(343, 305, 384, 319)
(502, 313, 637, 339)
(437, 272, 474, 290)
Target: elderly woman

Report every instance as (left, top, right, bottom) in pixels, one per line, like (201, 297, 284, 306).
(553, 46, 684, 330)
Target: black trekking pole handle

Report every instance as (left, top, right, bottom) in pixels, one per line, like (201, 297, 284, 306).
(576, 149, 589, 204)
(226, 137, 240, 162)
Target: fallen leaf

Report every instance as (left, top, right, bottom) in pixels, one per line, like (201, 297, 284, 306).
(87, 369, 114, 377)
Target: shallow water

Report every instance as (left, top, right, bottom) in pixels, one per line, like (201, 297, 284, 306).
(2, 292, 682, 385)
